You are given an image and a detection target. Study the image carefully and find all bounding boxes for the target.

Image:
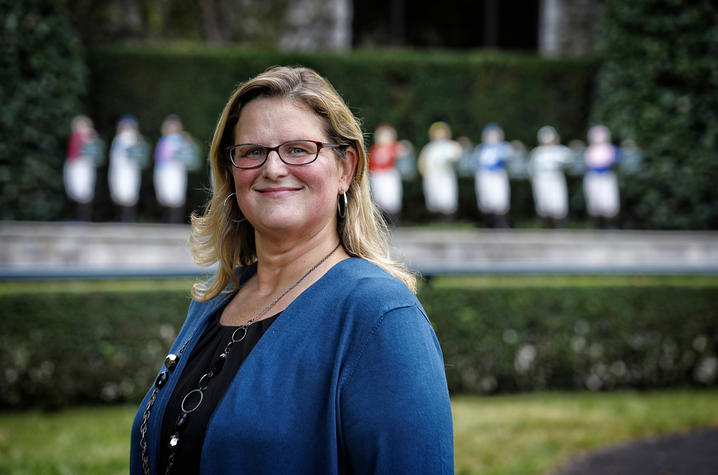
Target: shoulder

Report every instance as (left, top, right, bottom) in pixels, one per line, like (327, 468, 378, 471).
(328, 258, 421, 313)
(323, 259, 439, 361)
(308, 258, 431, 348)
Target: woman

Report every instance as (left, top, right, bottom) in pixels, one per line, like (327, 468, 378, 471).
(130, 66, 453, 474)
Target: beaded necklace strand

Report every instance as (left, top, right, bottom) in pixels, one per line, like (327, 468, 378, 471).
(139, 243, 341, 475)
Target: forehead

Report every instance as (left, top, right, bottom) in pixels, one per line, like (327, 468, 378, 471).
(234, 96, 327, 143)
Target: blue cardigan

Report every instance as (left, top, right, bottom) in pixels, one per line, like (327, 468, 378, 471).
(130, 258, 454, 474)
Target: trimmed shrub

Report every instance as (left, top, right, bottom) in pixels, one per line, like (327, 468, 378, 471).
(1, 278, 716, 409)
(0, 287, 192, 410)
(87, 46, 596, 153)
(84, 45, 596, 223)
(0, 0, 87, 221)
(424, 283, 718, 394)
(592, 0, 718, 229)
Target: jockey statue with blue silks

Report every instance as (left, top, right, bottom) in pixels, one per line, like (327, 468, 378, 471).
(473, 123, 512, 228)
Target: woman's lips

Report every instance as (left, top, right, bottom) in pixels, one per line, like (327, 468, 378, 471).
(256, 186, 301, 197)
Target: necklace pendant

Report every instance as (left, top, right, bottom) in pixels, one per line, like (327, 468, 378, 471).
(164, 353, 179, 371)
(231, 326, 248, 344)
(211, 352, 227, 376)
(176, 412, 189, 430)
(155, 371, 169, 388)
(168, 433, 180, 451)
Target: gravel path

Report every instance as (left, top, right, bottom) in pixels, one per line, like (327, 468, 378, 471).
(553, 427, 718, 475)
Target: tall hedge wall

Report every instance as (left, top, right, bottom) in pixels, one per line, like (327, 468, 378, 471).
(0, 0, 87, 221)
(84, 45, 596, 223)
(592, 0, 718, 230)
(424, 281, 718, 393)
(1, 277, 716, 409)
(88, 46, 596, 154)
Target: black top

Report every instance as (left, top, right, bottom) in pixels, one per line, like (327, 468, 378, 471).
(159, 307, 279, 474)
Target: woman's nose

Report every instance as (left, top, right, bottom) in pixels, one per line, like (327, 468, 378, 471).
(261, 150, 288, 178)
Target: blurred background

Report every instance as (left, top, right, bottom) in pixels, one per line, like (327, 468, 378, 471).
(1, 0, 718, 474)
(2, 0, 716, 229)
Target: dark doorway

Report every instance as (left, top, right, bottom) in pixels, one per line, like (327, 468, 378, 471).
(353, 0, 540, 51)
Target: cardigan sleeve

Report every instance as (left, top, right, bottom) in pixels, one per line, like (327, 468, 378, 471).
(338, 304, 454, 474)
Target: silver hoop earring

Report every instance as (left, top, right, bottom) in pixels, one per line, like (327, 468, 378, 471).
(337, 192, 348, 218)
(223, 192, 246, 224)
(223, 192, 236, 207)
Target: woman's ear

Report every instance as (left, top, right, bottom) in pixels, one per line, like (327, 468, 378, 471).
(339, 147, 358, 192)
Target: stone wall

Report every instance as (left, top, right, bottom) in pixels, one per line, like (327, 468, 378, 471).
(2, 222, 717, 278)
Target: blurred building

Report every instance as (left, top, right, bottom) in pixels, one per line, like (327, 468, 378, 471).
(354, 0, 602, 57)
(65, 0, 601, 56)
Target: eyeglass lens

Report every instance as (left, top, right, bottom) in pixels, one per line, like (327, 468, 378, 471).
(231, 140, 320, 168)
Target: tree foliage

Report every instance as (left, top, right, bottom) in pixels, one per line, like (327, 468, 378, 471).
(592, 0, 718, 229)
(0, 0, 87, 220)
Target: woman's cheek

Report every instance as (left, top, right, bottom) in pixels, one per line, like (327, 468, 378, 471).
(231, 168, 254, 186)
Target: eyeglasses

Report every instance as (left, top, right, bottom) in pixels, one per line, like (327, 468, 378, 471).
(226, 140, 345, 169)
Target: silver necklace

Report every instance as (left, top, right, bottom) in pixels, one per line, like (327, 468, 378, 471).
(140, 242, 341, 475)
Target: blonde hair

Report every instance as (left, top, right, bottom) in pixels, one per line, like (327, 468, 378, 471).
(190, 66, 416, 301)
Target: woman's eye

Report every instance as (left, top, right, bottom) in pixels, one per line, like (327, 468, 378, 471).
(287, 145, 312, 155)
(243, 147, 266, 158)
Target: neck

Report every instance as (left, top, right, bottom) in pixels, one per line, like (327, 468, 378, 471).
(253, 227, 345, 296)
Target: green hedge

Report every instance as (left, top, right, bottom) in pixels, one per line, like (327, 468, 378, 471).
(82, 45, 596, 223)
(0, 0, 87, 221)
(0, 286, 192, 409)
(1, 277, 716, 409)
(88, 46, 596, 153)
(592, 0, 718, 229)
(424, 280, 718, 393)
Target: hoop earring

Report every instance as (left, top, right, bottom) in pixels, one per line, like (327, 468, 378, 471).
(337, 192, 348, 218)
(223, 192, 246, 224)
(223, 192, 236, 208)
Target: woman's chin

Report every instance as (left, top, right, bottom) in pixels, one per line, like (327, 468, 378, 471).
(251, 215, 304, 235)
(252, 213, 335, 240)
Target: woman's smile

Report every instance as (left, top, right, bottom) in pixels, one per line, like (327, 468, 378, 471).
(253, 185, 303, 197)
(232, 96, 352, 237)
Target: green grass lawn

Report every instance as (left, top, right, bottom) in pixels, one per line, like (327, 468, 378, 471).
(452, 390, 718, 474)
(0, 405, 134, 475)
(1, 390, 716, 474)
